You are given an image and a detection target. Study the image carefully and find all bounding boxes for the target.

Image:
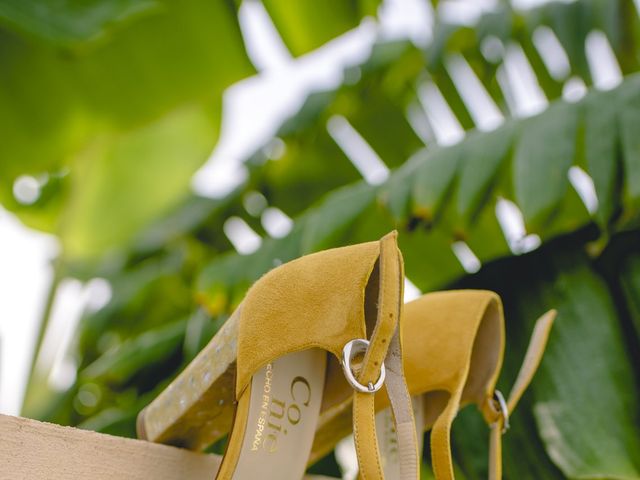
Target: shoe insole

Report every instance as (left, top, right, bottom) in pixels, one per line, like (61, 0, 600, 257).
(231, 349, 327, 480)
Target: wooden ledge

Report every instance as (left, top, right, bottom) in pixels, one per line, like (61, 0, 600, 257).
(1, 413, 219, 479)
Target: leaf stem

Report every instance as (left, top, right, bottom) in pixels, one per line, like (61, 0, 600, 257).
(21, 257, 63, 415)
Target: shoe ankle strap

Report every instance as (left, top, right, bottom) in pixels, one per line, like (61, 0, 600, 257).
(429, 309, 555, 480)
(348, 232, 420, 480)
(482, 310, 556, 480)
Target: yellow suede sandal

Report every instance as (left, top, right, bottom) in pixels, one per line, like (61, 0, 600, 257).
(137, 232, 419, 480)
(400, 290, 554, 480)
(313, 290, 554, 480)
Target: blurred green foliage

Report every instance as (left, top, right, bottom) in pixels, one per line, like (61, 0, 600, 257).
(3, 0, 640, 478)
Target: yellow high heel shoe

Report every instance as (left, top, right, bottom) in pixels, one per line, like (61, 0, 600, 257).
(137, 232, 419, 480)
(402, 291, 554, 480)
(312, 290, 554, 480)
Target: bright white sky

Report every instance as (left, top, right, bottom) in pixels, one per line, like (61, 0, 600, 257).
(0, 211, 58, 414)
(0, 0, 617, 418)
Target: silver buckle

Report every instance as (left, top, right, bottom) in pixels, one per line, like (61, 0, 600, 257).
(341, 339, 386, 393)
(492, 390, 510, 434)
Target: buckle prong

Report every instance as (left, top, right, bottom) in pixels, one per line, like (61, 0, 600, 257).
(492, 390, 510, 434)
(341, 339, 386, 394)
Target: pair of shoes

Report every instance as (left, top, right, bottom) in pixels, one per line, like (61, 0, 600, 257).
(137, 232, 554, 479)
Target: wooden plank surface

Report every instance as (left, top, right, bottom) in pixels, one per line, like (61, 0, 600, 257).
(0, 414, 337, 479)
(0, 413, 219, 479)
